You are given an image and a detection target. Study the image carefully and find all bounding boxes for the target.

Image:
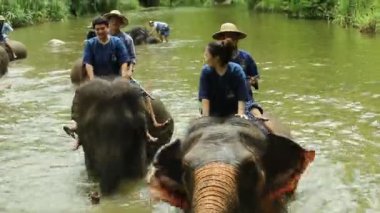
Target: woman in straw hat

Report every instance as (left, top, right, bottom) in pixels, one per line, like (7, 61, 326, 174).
(212, 23, 270, 123)
(0, 15, 17, 59)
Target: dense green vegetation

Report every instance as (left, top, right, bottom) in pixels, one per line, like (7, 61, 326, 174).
(0, 0, 68, 27)
(0, 0, 139, 27)
(0, 0, 378, 33)
(251, 0, 380, 33)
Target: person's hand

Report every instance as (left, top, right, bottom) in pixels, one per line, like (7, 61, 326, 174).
(123, 69, 133, 80)
(249, 76, 258, 85)
(235, 114, 248, 119)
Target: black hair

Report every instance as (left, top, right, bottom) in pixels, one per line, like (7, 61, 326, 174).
(207, 38, 235, 65)
(92, 17, 109, 29)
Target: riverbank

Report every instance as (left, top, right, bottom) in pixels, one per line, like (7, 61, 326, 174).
(0, 0, 139, 28)
(251, 0, 379, 33)
(1, 0, 378, 33)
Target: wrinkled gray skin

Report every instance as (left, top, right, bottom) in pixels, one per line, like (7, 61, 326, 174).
(73, 78, 173, 194)
(0, 47, 9, 78)
(149, 116, 315, 213)
(126, 26, 161, 45)
(0, 40, 27, 77)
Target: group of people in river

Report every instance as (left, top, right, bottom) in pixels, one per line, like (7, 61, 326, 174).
(63, 9, 273, 149)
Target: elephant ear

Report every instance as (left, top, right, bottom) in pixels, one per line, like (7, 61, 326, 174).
(262, 134, 315, 200)
(147, 139, 189, 209)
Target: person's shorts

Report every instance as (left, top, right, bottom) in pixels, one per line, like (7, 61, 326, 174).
(159, 27, 170, 37)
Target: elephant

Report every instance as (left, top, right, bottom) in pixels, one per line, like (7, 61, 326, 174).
(0, 40, 27, 78)
(148, 116, 315, 213)
(70, 58, 86, 85)
(0, 46, 9, 78)
(72, 78, 174, 194)
(126, 26, 161, 45)
(7, 40, 27, 60)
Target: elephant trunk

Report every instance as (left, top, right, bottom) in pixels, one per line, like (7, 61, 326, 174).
(193, 162, 238, 213)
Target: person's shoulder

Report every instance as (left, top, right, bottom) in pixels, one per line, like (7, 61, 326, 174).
(238, 49, 253, 58)
(123, 33, 133, 41)
(201, 64, 213, 74)
(86, 37, 97, 45)
(228, 62, 246, 76)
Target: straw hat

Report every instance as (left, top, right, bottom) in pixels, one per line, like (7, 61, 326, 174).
(103, 10, 129, 27)
(212, 23, 247, 40)
(0, 16, 5, 21)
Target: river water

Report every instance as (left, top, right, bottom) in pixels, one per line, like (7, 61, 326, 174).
(0, 7, 379, 213)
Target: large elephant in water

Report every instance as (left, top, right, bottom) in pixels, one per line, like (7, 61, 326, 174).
(0, 40, 27, 77)
(126, 26, 161, 45)
(73, 78, 174, 194)
(148, 116, 315, 212)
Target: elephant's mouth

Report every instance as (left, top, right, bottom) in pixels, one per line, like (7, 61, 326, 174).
(148, 167, 190, 209)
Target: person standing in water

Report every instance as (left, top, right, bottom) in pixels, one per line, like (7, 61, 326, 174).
(148, 20, 170, 43)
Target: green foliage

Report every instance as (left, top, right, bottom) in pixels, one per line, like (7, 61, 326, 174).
(0, 0, 68, 27)
(251, 0, 379, 33)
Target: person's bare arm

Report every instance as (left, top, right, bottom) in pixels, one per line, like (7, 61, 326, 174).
(85, 64, 95, 80)
(237, 101, 245, 116)
(121, 63, 132, 79)
(201, 99, 210, 116)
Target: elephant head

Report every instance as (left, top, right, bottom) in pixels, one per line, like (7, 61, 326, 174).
(73, 78, 174, 194)
(75, 78, 148, 194)
(148, 116, 315, 213)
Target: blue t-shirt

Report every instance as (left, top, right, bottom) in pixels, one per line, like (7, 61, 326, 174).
(114, 32, 136, 64)
(231, 50, 259, 94)
(1, 23, 13, 40)
(198, 62, 249, 117)
(83, 36, 129, 77)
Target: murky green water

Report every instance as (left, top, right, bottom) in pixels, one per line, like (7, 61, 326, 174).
(0, 7, 379, 213)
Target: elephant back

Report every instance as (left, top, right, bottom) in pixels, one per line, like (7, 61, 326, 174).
(0, 46, 9, 78)
(8, 40, 27, 60)
(146, 98, 174, 161)
(70, 58, 87, 85)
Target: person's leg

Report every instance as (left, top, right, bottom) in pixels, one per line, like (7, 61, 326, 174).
(5, 41, 17, 59)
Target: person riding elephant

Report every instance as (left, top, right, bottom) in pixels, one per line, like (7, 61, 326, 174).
(148, 116, 315, 212)
(213, 23, 260, 92)
(65, 17, 170, 148)
(75, 78, 173, 194)
(103, 10, 136, 79)
(199, 38, 273, 133)
(0, 15, 17, 60)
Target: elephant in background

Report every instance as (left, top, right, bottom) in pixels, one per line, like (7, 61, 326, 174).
(73, 78, 174, 194)
(0, 40, 27, 77)
(126, 26, 161, 45)
(0, 47, 9, 78)
(148, 116, 315, 213)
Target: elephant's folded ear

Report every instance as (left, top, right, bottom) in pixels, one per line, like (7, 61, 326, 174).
(263, 134, 315, 200)
(148, 139, 189, 209)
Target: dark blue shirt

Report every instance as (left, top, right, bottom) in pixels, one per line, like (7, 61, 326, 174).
(198, 62, 250, 117)
(83, 36, 129, 77)
(231, 50, 259, 94)
(113, 32, 136, 64)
